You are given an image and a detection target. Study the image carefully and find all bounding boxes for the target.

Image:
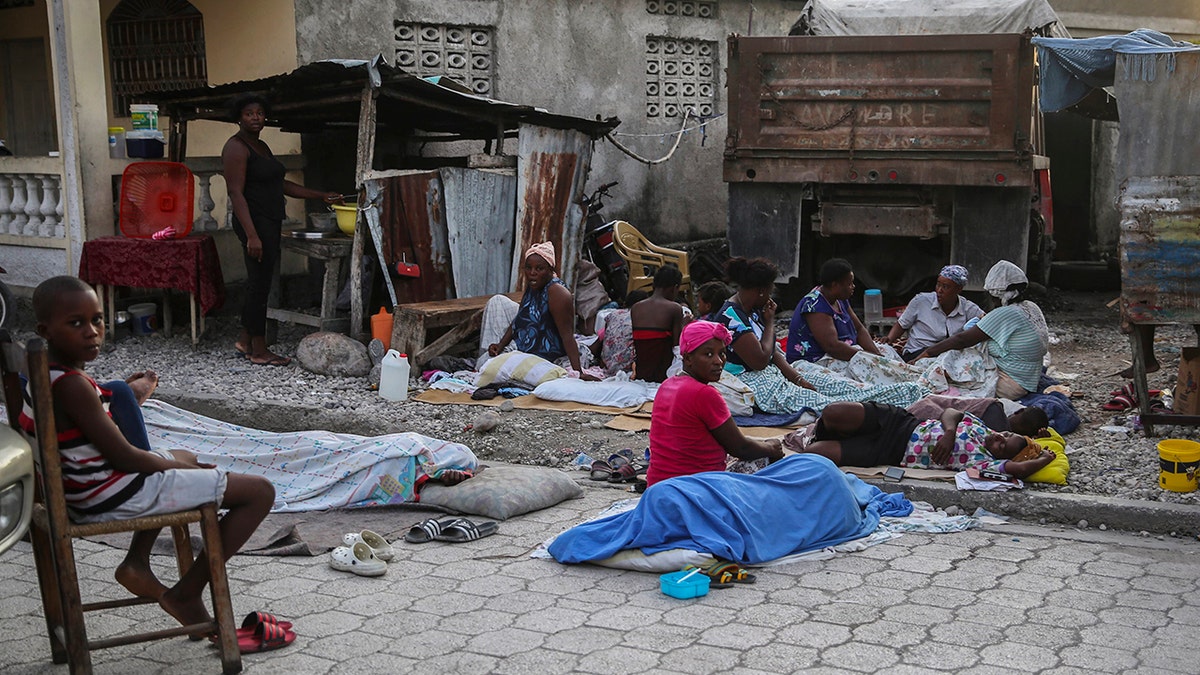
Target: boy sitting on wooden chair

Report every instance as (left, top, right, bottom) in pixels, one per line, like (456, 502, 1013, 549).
(25, 276, 275, 632)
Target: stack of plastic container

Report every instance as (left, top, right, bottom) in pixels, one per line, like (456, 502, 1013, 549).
(126, 104, 165, 158)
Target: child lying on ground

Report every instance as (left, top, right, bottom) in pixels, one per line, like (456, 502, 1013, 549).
(799, 401, 1056, 479)
(23, 276, 275, 633)
(647, 320, 784, 486)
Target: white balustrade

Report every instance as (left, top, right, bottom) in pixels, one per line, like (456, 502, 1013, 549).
(9, 174, 28, 234)
(194, 170, 218, 231)
(38, 174, 57, 237)
(0, 172, 66, 240)
(0, 175, 11, 233)
(23, 175, 41, 236)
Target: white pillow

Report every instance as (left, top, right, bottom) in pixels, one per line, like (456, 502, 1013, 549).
(712, 371, 755, 416)
(478, 351, 567, 388)
(590, 548, 715, 572)
(533, 378, 657, 408)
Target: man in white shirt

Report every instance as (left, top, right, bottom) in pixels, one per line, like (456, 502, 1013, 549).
(885, 265, 985, 361)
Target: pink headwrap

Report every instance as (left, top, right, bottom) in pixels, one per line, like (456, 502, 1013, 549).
(680, 320, 732, 354)
(525, 241, 556, 269)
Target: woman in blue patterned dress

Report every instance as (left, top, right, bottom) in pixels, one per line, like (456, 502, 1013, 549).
(715, 257, 926, 414)
(787, 258, 882, 363)
(486, 242, 597, 379)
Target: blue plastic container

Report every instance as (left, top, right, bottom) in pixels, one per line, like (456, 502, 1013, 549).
(659, 569, 710, 599)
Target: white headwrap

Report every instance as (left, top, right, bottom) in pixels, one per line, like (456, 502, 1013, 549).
(984, 260, 1028, 306)
(984, 260, 1049, 351)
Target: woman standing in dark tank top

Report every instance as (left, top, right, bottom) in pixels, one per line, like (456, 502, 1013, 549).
(222, 94, 341, 366)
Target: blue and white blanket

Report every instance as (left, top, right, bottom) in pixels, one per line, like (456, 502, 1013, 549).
(548, 454, 912, 565)
(141, 400, 477, 513)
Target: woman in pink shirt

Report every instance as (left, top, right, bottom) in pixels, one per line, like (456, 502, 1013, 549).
(646, 321, 785, 487)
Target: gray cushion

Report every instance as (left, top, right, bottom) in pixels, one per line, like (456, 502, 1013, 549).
(418, 466, 584, 520)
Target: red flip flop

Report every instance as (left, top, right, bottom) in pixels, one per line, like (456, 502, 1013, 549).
(242, 610, 292, 632)
(236, 620, 295, 654)
(211, 611, 294, 645)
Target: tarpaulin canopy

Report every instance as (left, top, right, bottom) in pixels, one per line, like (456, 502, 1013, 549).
(1032, 30, 1200, 113)
(791, 0, 1067, 37)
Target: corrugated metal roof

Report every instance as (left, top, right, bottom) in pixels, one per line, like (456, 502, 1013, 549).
(148, 56, 620, 138)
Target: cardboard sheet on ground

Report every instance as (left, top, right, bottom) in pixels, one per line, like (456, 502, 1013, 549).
(605, 413, 802, 439)
(413, 388, 641, 414)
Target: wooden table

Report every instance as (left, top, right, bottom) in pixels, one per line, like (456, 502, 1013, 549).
(78, 235, 225, 345)
(391, 292, 521, 367)
(267, 235, 353, 333)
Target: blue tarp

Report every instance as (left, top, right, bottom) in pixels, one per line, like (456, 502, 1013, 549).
(1033, 29, 1200, 112)
(548, 454, 912, 565)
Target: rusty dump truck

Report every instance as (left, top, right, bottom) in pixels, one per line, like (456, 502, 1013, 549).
(724, 30, 1053, 296)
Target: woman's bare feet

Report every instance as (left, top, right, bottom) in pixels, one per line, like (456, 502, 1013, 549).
(248, 351, 291, 367)
(159, 586, 213, 637)
(125, 370, 159, 405)
(115, 561, 169, 600)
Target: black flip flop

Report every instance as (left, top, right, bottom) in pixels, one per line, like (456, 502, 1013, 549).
(404, 518, 455, 544)
(433, 518, 498, 543)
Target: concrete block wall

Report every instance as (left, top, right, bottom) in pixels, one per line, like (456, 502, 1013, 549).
(294, 0, 809, 245)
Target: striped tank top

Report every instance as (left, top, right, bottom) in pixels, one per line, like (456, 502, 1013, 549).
(19, 367, 147, 518)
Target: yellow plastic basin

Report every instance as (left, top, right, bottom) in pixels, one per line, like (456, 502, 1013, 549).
(331, 203, 357, 235)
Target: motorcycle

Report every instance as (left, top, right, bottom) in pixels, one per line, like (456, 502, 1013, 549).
(0, 266, 12, 328)
(579, 182, 629, 304)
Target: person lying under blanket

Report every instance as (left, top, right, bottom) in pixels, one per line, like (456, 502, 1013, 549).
(646, 320, 784, 487)
(549, 453, 913, 567)
(798, 401, 1057, 479)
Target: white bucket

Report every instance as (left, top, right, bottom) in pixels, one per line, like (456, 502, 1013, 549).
(128, 302, 156, 335)
(130, 104, 159, 131)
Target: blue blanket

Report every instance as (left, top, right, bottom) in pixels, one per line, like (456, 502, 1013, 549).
(548, 455, 912, 565)
(1017, 372, 1081, 434)
(732, 409, 810, 427)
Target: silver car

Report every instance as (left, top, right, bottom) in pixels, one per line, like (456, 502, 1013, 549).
(0, 423, 33, 556)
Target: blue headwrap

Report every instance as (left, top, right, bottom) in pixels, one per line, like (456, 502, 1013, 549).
(939, 265, 969, 287)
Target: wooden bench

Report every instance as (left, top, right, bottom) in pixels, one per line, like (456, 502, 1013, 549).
(390, 292, 521, 367)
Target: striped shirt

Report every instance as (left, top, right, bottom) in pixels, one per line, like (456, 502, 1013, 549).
(19, 367, 147, 518)
(977, 306, 1046, 393)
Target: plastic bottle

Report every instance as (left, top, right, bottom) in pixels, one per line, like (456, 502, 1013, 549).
(108, 127, 126, 159)
(379, 350, 410, 402)
(863, 289, 883, 325)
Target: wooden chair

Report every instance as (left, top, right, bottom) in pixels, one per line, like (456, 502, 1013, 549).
(0, 332, 241, 674)
(612, 220, 693, 305)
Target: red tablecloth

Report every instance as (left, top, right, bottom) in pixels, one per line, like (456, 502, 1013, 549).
(78, 235, 226, 315)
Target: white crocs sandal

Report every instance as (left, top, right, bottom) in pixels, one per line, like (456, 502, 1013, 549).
(341, 530, 395, 562)
(329, 542, 387, 577)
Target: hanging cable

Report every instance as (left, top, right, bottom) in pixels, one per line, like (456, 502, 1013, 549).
(603, 109, 696, 165)
(609, 113, 726, 138)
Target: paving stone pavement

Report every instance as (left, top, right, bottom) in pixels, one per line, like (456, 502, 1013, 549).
(1, 483, 1198, 674)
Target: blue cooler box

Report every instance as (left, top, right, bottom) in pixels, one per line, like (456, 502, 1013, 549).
(125, 130, 165, 158)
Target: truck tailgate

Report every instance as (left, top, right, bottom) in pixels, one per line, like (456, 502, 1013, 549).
(725, 33, 1036, 186)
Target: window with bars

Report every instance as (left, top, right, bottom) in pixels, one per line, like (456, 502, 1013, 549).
(394, 22, 496, 97)
(107, 0, 207, 116)
(646, 36, 717, 118)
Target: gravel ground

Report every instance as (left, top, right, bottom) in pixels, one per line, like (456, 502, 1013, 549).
(11, 289, 1200, 508)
